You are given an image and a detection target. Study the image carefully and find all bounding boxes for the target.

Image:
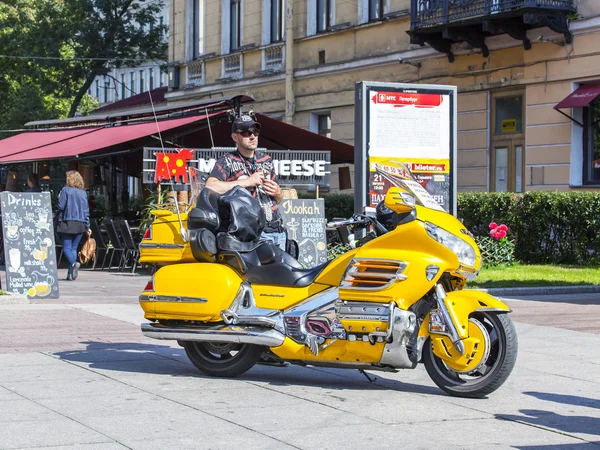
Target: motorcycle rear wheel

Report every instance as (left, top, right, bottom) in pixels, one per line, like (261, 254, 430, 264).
(182, 341, 265, 377)
(423, 312, 517, 398)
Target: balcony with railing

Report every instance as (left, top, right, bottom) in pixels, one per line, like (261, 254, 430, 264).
(409, 0, 575, 62)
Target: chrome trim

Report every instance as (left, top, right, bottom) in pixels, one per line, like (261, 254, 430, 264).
(415, 336, 427, 363)
(141, 322, 285, 347)
(476, 307, 512, 313)
(425, 265, 440, 281)
(380, 308, 417, 369)
(433, 284, 465, 355)
(456, 265, 479, 281)
(305, 334, 321, 356)
(221, 283, 283, 332)
(138, 243, 186, 249)
(335, 301, 390, 321)
(139, 294, 207, 303)
(283, 288, 340, 343)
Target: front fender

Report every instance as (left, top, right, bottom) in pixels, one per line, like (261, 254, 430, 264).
(443, 290, 511, 339)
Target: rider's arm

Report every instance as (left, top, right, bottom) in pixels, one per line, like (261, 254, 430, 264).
(205, 176, 252, 194)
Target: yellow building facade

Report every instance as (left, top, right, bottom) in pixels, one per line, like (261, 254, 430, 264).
(165, 0, 600, 193)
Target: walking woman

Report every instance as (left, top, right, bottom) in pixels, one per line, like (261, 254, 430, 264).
(56, 170, 90, 280)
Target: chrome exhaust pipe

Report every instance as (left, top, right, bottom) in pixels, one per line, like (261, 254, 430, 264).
(141, 322, 285, 347)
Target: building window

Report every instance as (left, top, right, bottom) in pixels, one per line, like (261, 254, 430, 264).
(149, 68, 154, 90)
(318, 114, 331, 138)
(495, 96, 523, 134)
(368, 0, 383, 20)
(120, 73, 126, 99)
(583, 100, 600, 184)
(95, 80, 99, 99)
(317, 0, 332, 32)
(230, 0, 241, 51)
(310, 111, 332, 138)
(271, 0, 284, 43)
(130, 72, 135, 95)
(139, 69, 145, 93)
(193, 0, 205, 58)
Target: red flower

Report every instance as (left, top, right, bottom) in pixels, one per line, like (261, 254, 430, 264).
(489, 222, 498, 230)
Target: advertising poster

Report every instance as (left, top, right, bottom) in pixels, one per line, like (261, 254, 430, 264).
(279, 198, 327, 268)
(1, 192, 59, 299)
(355, 82, 457, 215)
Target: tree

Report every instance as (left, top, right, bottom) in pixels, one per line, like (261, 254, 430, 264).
(0, 0, 167, 129)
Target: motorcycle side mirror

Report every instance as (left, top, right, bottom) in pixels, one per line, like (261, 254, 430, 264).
(384, 187, 416, 215)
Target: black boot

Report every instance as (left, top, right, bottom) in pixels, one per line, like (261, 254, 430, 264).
(71, 262, 80, 280)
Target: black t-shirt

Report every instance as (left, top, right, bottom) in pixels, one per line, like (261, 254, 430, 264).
(209, 150, 283, 231)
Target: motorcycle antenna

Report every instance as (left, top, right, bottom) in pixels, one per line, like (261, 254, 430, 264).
(148, 89, 188, 243)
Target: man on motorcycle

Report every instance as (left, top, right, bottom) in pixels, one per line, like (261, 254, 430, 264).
(206, 114, 287, 251)
(206, 114, 288, 367)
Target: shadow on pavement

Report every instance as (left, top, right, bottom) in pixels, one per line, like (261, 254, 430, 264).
(524, 391, 600, 410)
(516, 444, 600, 449)
(498, 409, 600, 437)
(53, 341, 442, 395)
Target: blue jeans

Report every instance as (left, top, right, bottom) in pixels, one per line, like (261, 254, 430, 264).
(261, 231, 286, 251)
(61, 233, 83, 273)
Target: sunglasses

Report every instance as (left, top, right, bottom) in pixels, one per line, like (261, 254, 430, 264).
(238, 129, 260, 138)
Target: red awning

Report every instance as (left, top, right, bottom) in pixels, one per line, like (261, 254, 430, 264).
(0, 114, 214, 163)
(0, 127, 102, 159)
(555, 84, 600, 109)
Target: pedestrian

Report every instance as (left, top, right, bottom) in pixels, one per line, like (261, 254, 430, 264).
(26, 173, 42, 192)
(56, 170, 90, 281)
(206, 113, 286, 250)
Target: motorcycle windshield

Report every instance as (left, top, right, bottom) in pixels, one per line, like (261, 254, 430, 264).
(374, 160, 445, 212)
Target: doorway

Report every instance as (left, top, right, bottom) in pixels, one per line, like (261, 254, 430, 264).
(491, 91, 525, 192)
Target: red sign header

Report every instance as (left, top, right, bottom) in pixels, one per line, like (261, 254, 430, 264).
(371, 92, 443, 107)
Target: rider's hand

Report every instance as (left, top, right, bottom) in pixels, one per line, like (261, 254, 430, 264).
(243, 171, 264, 188)
(262, 179, 281, 197)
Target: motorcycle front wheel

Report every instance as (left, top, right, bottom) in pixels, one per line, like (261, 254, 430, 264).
(182, 341, 265, 377)
(423, 312, 518, 398)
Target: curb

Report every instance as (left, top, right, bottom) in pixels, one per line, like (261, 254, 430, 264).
(470, 285, 600, 297)
(0, 294, 29, 305)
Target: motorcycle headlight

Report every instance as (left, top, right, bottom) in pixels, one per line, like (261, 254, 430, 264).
(425, 222, 477, 268)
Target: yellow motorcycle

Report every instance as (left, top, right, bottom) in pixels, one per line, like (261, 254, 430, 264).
(139, 167, 517, 398)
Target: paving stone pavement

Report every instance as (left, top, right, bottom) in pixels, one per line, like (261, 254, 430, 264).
(0, 267, 599, 449)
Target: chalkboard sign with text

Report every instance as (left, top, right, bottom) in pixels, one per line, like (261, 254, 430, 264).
(279, 199, 327, 268)
(1, 192, 59, 298)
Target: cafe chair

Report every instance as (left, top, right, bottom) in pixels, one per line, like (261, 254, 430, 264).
(90, 218, 113, 270)
(103, 218, 127, 270)
(116, 218, 140, 273)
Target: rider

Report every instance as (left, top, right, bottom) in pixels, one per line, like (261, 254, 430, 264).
(206, 114, 287, 251)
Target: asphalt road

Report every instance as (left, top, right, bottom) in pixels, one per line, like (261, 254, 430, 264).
(0, 267, 599, 449)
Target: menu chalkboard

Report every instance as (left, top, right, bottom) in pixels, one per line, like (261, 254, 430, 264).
(279, 198, 327, 268)
(1, 192, 59, 299)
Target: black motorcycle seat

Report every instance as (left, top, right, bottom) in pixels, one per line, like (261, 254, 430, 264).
(218, 241, 330, 287)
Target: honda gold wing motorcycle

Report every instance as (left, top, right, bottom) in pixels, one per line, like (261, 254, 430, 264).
(139, 166, 517, 398)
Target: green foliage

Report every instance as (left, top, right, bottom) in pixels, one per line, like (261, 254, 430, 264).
(457, 192, 520, 237)
(0, 0, 167, 131)
(458, 191, 600, 264)
(322, 193, 355, 221)
(138, 187, 171, 234)
(475, 236, 516, 267)
(327, 242, 354, 260)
